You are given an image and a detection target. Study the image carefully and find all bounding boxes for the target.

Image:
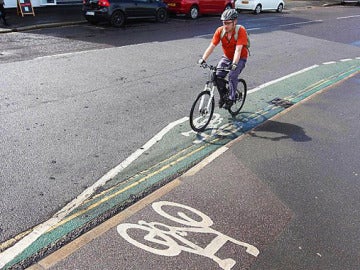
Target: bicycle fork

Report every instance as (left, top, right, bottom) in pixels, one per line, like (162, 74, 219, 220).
(198, 83, 214, 114)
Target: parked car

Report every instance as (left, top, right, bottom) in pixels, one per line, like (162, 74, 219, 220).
(163, 0, 235, 19)
(235, 0, 285, 14)
(82, 0, 169, 27)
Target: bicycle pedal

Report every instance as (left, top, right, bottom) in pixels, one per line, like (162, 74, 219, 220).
(223, 101, 233, 110)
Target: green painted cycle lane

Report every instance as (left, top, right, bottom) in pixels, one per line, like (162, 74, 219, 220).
(2, 58, 359, 269)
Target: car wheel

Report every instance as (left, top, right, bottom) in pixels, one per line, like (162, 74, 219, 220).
(156, 8, 168, 23)
(189, 5, 199, 19)
(276, 3, 283, 12)
(254, 4, 262, 14)
(111, 11, 125, 27)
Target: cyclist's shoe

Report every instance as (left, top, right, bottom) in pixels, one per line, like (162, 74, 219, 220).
(218, 98, 225, 108)
(223, 99, 234, 110)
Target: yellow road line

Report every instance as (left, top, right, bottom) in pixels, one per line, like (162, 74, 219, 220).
(48, 139, 219, 231)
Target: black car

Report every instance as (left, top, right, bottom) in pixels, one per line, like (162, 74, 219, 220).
(82, 0, 168, 27)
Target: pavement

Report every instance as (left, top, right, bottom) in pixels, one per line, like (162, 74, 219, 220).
(0, 1, 348, 34)
(0, 4, 86, 34)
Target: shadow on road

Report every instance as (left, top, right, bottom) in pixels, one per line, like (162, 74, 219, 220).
(249, 120, 312, 142)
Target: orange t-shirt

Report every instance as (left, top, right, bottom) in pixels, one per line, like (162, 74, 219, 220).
(212, 26, 248, 60)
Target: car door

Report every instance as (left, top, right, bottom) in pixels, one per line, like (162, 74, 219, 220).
(134, 0, 156, 17)
(198, 0, 212, 13)
(263, 0, 277, 10)
(121, 0, 138, 17)
(212, 0, 226, 13)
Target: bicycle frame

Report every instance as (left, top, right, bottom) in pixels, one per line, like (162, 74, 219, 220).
(199, 64, 230, 114)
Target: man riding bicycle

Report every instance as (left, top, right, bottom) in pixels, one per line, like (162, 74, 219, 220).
(198, 9, 248, 109)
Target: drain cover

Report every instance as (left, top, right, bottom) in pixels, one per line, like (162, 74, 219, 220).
(269, 98, 294, 108)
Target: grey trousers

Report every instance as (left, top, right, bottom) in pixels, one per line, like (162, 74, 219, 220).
(216, 56, 246, 100)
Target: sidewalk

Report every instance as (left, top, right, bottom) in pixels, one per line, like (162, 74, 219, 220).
(0, 1, 344, 34)
(0, 5, 85, 34)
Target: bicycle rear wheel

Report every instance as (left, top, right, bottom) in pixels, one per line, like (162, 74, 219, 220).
(190, 91, 214, 132)
(228, 79, 247, 116)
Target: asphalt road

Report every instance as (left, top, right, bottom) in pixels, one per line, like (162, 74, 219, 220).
(39, 73, 360, 270)
(0, 4, 359, 265)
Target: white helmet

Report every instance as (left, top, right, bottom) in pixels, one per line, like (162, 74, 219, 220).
(221, 9, 238, 21)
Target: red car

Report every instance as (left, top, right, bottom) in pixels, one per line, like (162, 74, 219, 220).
(164, 0, 235, 19)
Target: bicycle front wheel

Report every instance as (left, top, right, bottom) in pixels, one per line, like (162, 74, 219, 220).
(228, 79, 247, 116)
(190, 91, 214, 132)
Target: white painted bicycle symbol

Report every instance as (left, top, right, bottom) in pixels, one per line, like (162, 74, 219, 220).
(182, 113, 245, 144)
(117, 201, 259, 270)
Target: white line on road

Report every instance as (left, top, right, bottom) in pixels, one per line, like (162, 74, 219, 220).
(278, 20, 323, 27)
(0, 117, 188, 269)
(323, 61, 336, 65)
(337, 15, 360, 20)
(248, 65, 319, 94)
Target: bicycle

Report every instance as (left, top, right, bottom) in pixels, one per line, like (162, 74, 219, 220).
(189, 63, 247, 132)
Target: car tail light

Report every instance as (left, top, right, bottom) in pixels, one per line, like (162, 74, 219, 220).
(98, 0, 110, 7)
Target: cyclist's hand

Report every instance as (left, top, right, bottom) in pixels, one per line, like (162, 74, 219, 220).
(198, 58, 206, 66)
(230, 63, 237, 71)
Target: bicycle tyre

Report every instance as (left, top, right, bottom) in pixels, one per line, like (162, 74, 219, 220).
(189, 91, 214, 132)
(228, 79, 247, 116)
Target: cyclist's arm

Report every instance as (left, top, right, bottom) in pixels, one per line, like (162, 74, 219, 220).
(201, 43, 216, 62)
(232, 45, 243, 65)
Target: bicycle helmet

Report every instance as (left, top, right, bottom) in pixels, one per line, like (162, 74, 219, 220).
(220, 9, 238, 21)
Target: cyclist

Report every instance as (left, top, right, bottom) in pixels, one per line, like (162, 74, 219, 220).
(198, 9, 248, 109)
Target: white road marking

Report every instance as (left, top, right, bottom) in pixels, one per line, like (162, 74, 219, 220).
(182, 145, 228, 177)
(194, 21, 323, 38)
(337, 15, 360, 20)
(118, 201, 259, 269)
(278, 20, 323, 27)
(248, 65, 319, 94)
(0, 117, 188, 268)
(246, 27, 262, 31)
(33, 41, 160, 61)
(323, 61, 336, 65)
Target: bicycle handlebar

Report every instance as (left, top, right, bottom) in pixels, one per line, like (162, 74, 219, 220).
(200, 62, 231, 72)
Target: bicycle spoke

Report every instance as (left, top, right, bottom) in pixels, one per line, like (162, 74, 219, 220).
(190, 91, 214, 132)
